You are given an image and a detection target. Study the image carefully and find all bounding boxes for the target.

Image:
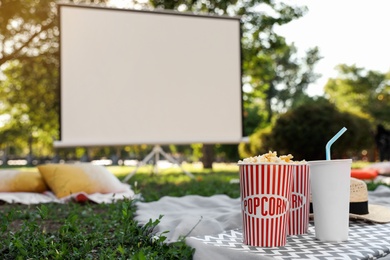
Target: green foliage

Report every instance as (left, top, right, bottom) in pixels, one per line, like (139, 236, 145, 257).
(214, 144, 240, 162)
(0, 55, 59, 154)
(325, 64, 390, 127)
(247, 99, 374, 160)
(238, 124, 272, 159)
(242, 103, 269, 136)
(0, 0, 59, 156)
(0, 0, 58, 66)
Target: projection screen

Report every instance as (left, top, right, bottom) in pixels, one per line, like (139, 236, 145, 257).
(55, 4, 243, 147)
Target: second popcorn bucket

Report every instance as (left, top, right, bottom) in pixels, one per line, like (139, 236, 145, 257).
(239, 160, 294, 247)
(288, 163, 310, 235)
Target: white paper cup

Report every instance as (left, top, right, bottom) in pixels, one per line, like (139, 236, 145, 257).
(288, 164, 310, 235)
(239, 163, 293, 247)
(309, 159, 352, 242)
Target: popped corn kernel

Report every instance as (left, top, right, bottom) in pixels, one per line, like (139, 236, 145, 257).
(238, 151, 306, 164)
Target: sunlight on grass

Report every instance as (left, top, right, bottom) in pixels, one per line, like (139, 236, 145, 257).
(108, 162, 239, 177)
(1, 160, 371, 177)
(109, 161, 371, 178)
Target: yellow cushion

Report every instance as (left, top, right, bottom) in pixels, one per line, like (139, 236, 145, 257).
(37, 163, 128, 198)
(0, 170, 48, 193)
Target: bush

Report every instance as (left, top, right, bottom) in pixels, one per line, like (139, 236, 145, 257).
(247, 101, 374, 160)
(238, 125, 273, 159)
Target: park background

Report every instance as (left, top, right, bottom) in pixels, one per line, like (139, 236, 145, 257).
(1, 0, 389, 168)
(1, 1, 390, 258)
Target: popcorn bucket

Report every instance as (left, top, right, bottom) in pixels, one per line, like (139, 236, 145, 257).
(287, 164, 310, 235)
(239, 163, 293, 247)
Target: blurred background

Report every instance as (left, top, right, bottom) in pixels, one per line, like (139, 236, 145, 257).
(1, 0, 389, 168)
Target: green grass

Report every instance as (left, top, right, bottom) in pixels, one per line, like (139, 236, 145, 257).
(0, 161, 388, 259)
(116, 163, 241, 202)
(0, 163, 240, 259)
(0, 199, 194, 259)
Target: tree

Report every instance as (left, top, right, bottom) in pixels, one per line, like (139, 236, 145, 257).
(0, 54, 59, 157)
(0, 0, 59, 158)
(244, 41, 321, 124)
(0, 0, 110, 159)
(0, 0, 58, 67)
(324, 64, 390, 127)
(241, 99, 374, 160)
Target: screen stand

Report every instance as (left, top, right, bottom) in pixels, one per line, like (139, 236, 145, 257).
(122, 145, 195, 182)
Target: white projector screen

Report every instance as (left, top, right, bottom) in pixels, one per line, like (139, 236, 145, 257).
(55, 4, 243, 147)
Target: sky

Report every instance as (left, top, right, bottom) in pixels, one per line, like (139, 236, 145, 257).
(274, 0, 390, 96)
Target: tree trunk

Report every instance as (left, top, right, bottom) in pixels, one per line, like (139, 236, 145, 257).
(202, 144, 214, 169)
(2, 144, 9, 166)
(27, 135, 33, 166)
(111, 147, 121, 165)
(80, 147, 90, 162)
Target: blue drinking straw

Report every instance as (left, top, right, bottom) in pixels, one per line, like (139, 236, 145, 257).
(325, 127, 347, 160)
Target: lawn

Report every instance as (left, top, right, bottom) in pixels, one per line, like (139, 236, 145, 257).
(0, 163, 241, 259)
(0, 161, 384, 259)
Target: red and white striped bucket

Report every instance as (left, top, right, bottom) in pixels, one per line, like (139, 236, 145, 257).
(288, 164, 310, 235)
(239, 163, 293, 247)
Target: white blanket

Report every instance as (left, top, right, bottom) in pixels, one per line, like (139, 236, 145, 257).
(136, 195, 242, 243)
(0, 184, 137, 204)
(135, 186, 390, 260)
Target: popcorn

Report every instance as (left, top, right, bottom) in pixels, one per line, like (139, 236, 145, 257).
(238, 151, 306, 164)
